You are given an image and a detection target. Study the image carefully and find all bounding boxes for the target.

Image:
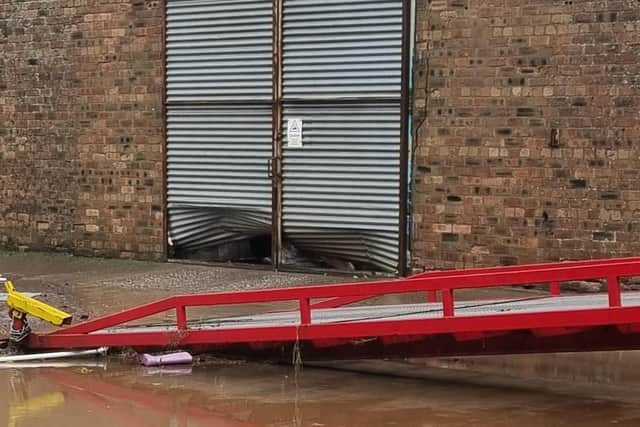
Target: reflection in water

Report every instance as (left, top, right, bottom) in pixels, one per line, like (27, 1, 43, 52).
(8, 392, 65, 427)
(141, 366, 193, 377)
(0, 362, 106, 370)
(7, 369, 65, 427)
(1, 360, 640, 427)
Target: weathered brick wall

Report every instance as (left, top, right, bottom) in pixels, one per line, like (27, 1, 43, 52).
(0, 0, 164, 259)
(412, 0, 640, 269)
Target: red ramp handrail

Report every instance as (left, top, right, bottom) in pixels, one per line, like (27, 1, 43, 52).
(315, 257, 640, 308)
(49, 257, 640, 336)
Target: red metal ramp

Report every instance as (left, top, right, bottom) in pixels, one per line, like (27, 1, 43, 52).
(27, 258, 640, 361)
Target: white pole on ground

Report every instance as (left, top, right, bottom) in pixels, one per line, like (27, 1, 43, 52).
(0, 347, 109, 363)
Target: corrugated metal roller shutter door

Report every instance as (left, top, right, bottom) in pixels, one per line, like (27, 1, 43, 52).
(282, 0, 402, 99)
(166, 0, 273, 102)
(166, 0, 273, 252)
(282, 105, 401, 270)
(167, 107, 273, 250)
(282, 0, 403, 271)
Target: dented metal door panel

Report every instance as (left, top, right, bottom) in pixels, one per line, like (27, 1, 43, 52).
(166, 107, 273, 251)
(280, 0, 404, 272)
(166, 0, 274, 253)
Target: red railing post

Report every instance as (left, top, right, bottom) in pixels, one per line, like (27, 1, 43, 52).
(607, 276, 622, 307)
(300, 298, 311, 325)
(442, 289, 454, 317)
(550, 281, 561, 296)
(176, 305, 187, 330)
(427, 290, 438, 303)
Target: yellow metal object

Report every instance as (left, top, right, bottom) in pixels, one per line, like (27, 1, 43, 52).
(5, 280, 72, 326)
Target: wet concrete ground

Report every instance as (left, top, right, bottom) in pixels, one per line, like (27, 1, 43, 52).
(2, 251, 640, 426)
(0, 251, 346, 312)
(0, 251, 347, 334)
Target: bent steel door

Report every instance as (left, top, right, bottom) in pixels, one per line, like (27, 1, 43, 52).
(166, 0, 275, 257)
(165, 0, 409, 273)
(279, 0, 405, 272)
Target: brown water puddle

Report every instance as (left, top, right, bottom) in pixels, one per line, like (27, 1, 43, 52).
(1, 361, 640, 427)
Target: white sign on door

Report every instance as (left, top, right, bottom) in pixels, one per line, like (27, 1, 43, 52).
(287, 118, 303, 148)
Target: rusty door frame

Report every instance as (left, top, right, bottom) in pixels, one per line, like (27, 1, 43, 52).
(398, 0, 411, 276)
(271, 0, 284, 270)
(161, 0, 168, 261)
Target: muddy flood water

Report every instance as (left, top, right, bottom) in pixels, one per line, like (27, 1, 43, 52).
(1, 360, 640, 427)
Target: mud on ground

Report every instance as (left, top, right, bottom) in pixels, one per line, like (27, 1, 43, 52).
(0, 251, 347, 337)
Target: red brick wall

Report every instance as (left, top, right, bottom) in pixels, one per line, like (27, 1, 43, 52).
(0, 0, 164, 259)
(3, 0, 639, 268)
(412, 0, 640, 269)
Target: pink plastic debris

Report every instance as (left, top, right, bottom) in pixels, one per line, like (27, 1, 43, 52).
(139, 351, 193, 367)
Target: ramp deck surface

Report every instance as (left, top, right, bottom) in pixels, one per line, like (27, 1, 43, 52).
(103, 293, 640, 333)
